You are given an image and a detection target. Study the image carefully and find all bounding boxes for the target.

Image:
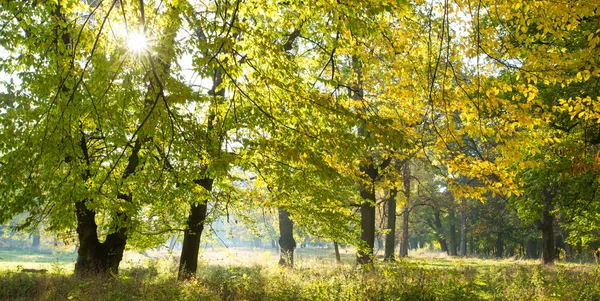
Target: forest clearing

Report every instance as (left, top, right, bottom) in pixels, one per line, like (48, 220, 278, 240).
(2, 0, 600, 299)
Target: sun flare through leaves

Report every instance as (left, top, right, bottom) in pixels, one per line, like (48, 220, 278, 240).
(126, 31, 148, 54)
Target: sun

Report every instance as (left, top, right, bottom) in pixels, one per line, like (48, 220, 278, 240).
(127, 32, 148, 53)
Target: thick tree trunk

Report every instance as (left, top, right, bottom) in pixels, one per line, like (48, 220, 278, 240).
(278, 207, 296, 267)
(384, 189, 397, 261)
(74, 134, 136, 276)
(178, 178, 213, 280)
(74, 200, 128, 276)
(459, 198, 467, 257)
(449, 207, 458, 256)
(334, 241, 341, 263)
(540, 210, 554, 264)
(539, 189, 555, 264)
(495, 232, 504, 258)
(357, 198, 376, 264)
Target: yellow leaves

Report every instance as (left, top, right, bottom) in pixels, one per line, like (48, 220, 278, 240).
(560, 96, 598, 121)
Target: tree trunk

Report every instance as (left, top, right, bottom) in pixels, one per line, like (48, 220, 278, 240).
(74, 133, 137, 276)
(278, 207, 296, 267)
(433, 210, 449, 253)
(399, 209, 409, 258)
(54, 5, 131, 277)
(449, 207, 457, 256)
(540, 210, 555, 264)
(168, 235, 178, 252)
(351, 54, 378, 265)
(459, 198, 467, 256)
(399, 163, 411, 258)
(409, 237, 418, 250)
(178, 178, 213, 280)
(468, 236, 474, 255)
(540, 189, 555, 264)
(495, 232, 504, 258)
(357, 198, 376, 264)
(32, 234, 40, 250)
(334, 241, 341, 263)
(74, 199, 128, 276)
(384, 189, 397, 261)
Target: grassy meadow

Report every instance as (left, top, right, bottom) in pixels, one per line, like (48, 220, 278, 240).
(1, 247, 599, 300)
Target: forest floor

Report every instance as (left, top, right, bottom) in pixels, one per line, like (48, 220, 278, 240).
(1, 247, 599, 300)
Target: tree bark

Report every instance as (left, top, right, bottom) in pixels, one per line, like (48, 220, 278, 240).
(334, 241, 341, 263)
(74, 134, 138, 276)
(32, 234, 40, 250)
(357, 195, 376, 264)
(495, 232, 504, 258)
(540, 206, 555, 264)
(539, 188, 555, 264)
(271, 239, 278, 250)
(399, 210, 409, 258)
(178, 178, 213, 280)
(399, 163, 411, 258)
(448, 206, 458, 256)
(51, 3, 128, 277)
(459, 198, 467, 257)
(384, 189, 397, 261)
(178, 38, 224, 279)
(433, 210, 449, 253)
(278, 207, 296, 267)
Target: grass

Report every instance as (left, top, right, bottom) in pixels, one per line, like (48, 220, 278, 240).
(0, 249, 76, 272)
(1, 247, 599, 300)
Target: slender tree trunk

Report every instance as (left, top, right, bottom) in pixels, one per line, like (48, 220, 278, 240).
(178, 178, 213, 280)
(448, 206, 458, 256)
(399, 210, 409, 257)
(178, 45, 225, 279)
(334, 241, 341, 263)
(540, 188, 555, 264)
(168, 235, 178, 252)
(384, 189, 397, 261)
(278, 207, 296, 267)
(32, 234, 40, 250)
(459, 198, 467, 256)
(495, 232, 504, 258)
(468, 236, 474, 255)
(399, 163, 411, 258)
(433, 210, 449, 253)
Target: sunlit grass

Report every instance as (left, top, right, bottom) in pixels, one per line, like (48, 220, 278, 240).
(1, 248, 599, 300)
